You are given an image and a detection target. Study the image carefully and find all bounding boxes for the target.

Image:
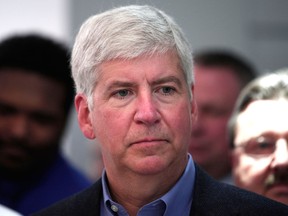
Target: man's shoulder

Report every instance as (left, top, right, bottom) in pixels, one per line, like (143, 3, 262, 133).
(31, 179, 102, 216)
(191, 165, 288, 215)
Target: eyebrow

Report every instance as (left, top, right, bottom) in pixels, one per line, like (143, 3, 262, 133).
(106, 81, 137, 91)
(0, 100, 59, 118)
(151, 76, 183, 88)
(105, 76, 183, 93)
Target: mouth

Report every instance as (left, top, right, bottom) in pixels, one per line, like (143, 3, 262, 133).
(128, 138, 169, 156)
(1, 145, 27, 158)
(0, 145, 30, 170)
(266, 183, 288, 197)
(131, 138, 168, 146)
(265, 173, 288, 195)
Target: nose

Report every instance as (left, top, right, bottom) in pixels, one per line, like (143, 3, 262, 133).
(8, 115, 30, 140)
(133, 92, 160, 126)
(270, 139, 288, 171)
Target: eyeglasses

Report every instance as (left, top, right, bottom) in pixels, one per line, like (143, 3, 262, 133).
(236, 135, 287, 157)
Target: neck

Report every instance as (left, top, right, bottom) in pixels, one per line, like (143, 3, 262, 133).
(106, 157, 188, 215)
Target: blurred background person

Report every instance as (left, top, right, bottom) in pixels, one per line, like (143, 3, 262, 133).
(229, 68, 288, 205)
(189, 50, 257, 183)
(0, 34, 91, 215)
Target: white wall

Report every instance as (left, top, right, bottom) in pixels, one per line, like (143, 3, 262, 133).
(0, 0, 70, 42)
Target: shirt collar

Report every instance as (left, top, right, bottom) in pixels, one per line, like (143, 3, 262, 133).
(101, 154, 195, 216)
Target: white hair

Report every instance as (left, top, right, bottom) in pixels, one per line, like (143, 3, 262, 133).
(71, 5, 193, 107)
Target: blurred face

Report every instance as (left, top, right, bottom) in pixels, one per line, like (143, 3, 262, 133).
(0, 70, 66, 177)
(233, 100, 288, 205)
(189, 66, 241, 178)
(76, 52, 194, 179)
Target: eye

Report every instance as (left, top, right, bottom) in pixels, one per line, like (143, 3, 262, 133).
(31, 113, 56, 126)
(0, 103, 17, 116)
(202, 106, 227, 117)
(158, 86, 175, 95)
(118, 89, 129, 97)
(113, 89, 131, 99)
(246, 136, 275, 156)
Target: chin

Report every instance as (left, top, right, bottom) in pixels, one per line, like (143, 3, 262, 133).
(132, 156, 169, 175)
(266, 188, 288, 205)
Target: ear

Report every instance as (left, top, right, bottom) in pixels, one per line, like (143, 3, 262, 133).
(75, 94, 96, 139)
(190, 84, 197, 123)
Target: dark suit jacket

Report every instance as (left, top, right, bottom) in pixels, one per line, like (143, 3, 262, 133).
(32, 164, 288, 216)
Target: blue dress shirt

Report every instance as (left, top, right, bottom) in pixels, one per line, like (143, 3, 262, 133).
(101, 154, 195, 216)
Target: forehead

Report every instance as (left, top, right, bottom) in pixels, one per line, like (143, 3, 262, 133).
(0, 69, 66, 112)
(97, 52, 184, 84)
(195, 66, 240, 90)
(235, 100, 288, 143)
(194, 66, 241, 105)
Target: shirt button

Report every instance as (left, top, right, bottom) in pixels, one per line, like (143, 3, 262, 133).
(111, 205, 118, 212)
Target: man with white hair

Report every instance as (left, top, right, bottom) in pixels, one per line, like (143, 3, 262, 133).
(33, 5, 288, 216)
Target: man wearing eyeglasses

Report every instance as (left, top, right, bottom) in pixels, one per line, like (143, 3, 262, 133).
(228, 68, 288, 205)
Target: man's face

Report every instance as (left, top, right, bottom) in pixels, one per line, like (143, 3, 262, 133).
(0, 69, 66, 177)
(233, 100, 288, 205)
(77, 51, 194, 178)
(189, 66, 241, 178)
